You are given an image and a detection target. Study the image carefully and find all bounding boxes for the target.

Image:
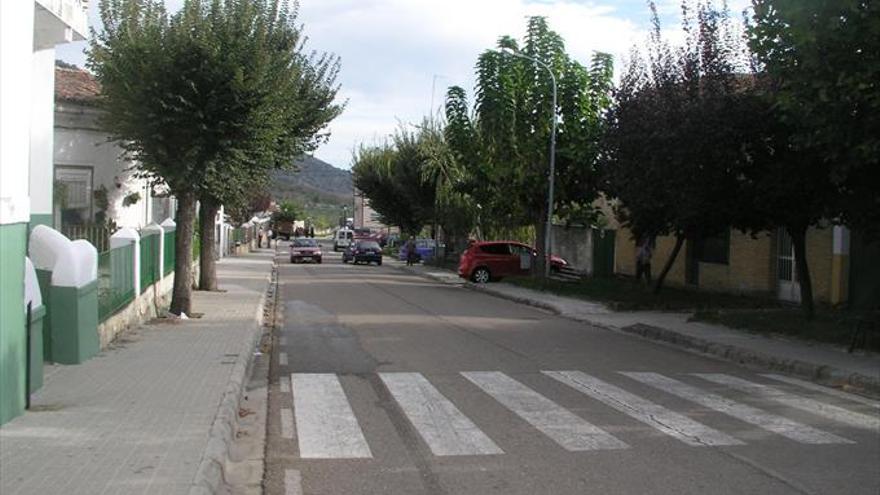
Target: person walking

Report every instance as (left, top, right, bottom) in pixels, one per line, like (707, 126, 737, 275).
(635, 236, 653, 285)
(405, 238, 417, 266)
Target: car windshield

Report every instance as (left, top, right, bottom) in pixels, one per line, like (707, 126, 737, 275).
(359, 241, 380, 250)
(416, 240, 434, 248)
(293, 238, 317, 247)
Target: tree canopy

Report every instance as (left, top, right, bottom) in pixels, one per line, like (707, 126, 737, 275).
(90, 0, 342, 311)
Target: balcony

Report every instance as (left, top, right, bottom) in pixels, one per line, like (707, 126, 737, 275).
(34, 0, 88, 50)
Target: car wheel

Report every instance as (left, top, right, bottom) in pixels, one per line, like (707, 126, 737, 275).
(471, 267, 491, 284)
(377, 260, 382, 266)
(290, 257, 295, 263)
(316, 258, 322, 264)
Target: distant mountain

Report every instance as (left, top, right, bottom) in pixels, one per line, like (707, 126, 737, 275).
(270, 156, 352, 206)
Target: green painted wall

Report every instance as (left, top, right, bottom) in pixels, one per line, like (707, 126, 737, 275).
(48, 280, 99, 364)
(29, 213, 53, 231)
(0, 222, 27, 425)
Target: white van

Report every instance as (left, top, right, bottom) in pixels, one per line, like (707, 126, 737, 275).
(333, 228, 354, 252)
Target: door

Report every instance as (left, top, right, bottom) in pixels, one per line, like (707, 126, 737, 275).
(776, 228, 801, 303)
(478, 243, 515, 277)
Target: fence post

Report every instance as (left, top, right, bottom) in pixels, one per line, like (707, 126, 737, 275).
(111, 228, 141, 297)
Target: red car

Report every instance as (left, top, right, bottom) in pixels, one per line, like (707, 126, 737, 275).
(458, 241, 567, 283)
(289, 237, 322, 264)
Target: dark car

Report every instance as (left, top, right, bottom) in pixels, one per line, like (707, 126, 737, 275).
(458, 241, 567, 283)
(342, 240, 383, 265)
(289, 237, 322, 264)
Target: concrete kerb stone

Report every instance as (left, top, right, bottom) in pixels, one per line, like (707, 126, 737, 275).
(189, 260, 275, 495)
(464, 281, 880, 397)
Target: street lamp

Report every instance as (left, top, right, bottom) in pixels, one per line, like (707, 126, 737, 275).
(501, 47, 557, 278)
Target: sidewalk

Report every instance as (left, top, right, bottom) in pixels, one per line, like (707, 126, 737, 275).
(0, 249, 274, 495)
(390, 260, 880, 397)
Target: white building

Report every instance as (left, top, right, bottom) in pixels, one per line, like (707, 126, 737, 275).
(53, 66, 175, 233)
(1, 0, 89, 425)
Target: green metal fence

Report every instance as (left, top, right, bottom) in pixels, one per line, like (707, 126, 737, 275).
(98, 243, 136, 322)
(163, 230, 176, 275)
(140, 231, 160, 293)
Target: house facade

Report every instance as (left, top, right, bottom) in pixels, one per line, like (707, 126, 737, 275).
(1, 0, 89, 425)
(613, 223, 878, 308)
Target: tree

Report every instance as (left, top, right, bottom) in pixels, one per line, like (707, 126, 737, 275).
(446, 17, 614, 276)
(749, 0, 880, 240)
(90, 0, 342, 310)
(273, 200, 303, 223)
(602, 1, 752, 293)
(351, 127, 437, 236)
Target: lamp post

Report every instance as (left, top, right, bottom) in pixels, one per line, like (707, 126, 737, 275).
(501, 48, 557, 279)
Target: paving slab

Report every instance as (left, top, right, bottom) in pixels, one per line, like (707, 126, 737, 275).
(0, 250, 274, 495)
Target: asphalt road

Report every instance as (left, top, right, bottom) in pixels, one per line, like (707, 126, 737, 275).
(265, 240, 880, 495)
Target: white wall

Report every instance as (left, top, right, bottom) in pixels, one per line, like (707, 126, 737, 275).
(0, 1, 36, 225)
(30, 47, 56, 219)
(54, 104, 155, 229)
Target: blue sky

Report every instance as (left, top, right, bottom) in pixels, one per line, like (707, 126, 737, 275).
(57, 0, 749, 169)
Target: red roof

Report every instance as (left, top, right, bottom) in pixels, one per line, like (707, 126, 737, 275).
(55, 67, 101, 103)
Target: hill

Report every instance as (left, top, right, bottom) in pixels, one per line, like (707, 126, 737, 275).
(270, 156, 352, 206)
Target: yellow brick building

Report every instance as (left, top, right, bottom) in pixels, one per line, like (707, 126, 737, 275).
(613, 225, 857, 306)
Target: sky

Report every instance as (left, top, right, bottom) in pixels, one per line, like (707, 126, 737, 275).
(57, 0, 750, 170)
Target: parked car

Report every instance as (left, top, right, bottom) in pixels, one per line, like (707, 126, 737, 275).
(398, 238, 442, 263)
(290, 237, 322, 264)
(342, 240, 383, 265)
(333, 228, 354, 252)
(458, 241, 567, 283)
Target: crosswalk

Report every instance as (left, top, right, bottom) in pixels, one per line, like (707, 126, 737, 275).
(281, 371, 878, 459)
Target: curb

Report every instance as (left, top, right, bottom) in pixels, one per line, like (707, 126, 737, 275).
(189, 255, 276, 495)
(467, 282, 880, 397)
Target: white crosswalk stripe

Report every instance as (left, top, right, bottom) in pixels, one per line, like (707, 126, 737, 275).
(544, 370, 743, 446)
(694, 374, 880, 431)
(622, 372, 853, 444)
(462, 371, 628, 451)
(291, 373, 373, 459)
(380, 372, 504, 456)
(761, 374, 880, 410)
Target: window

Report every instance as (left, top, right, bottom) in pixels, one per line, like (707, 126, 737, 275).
(480, 243, 511, 255)
(694, 231, 730, 264)
(55, 166, 94, 225)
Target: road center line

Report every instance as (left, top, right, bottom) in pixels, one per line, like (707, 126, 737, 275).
(280, 408, 294, 439)
(543, 371, 743, 447)
(284, 469, 303, 495)
(694, 373, 880, 431)
(292, 373, 372, 458)
(621, 372, 853, 444)
(462, 371, 628, 451)
(380, 372, 503, 456)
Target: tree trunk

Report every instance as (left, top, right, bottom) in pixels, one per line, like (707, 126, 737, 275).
(199, 197, 220, 291)
(788, 225, 815, 320)
(170, 190, 196, 316)
(653, 232, 685, 294)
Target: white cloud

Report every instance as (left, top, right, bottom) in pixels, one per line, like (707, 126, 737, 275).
(57, 0, 750, 169)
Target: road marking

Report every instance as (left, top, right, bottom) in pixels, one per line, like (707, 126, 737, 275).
(462, 371, 628, 451)
(621, 372, 853, 444)
(380, 372, 503, 456)
(694, 374, 880, 431)
(544, 371, 742, 447)
(280, 375, 291, 394)
(284, 469, 303, 495)
(280, 408, 294, 439)
(280, 336, 288, 346)
(291, 373, 373, 458)
(761, 374, 880, 410)
(279, 352, 288, 366)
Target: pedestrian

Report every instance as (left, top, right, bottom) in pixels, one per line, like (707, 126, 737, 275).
(635, 236, 653, 285)
(405, 238, 417, 266)
(266, 228, 273, 248)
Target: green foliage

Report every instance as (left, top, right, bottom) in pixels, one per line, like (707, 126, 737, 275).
(444, 17, 614, 268)
(602, 1, 753, 292)
(352, 126, 437, 235)
(273, 200, 303, 223)
(748, 0, 880, 240)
